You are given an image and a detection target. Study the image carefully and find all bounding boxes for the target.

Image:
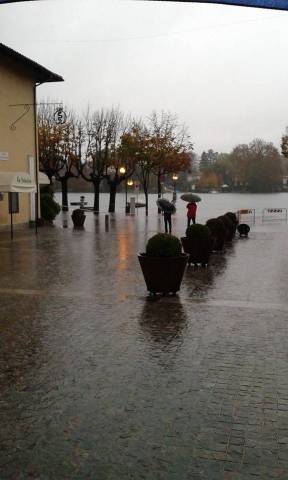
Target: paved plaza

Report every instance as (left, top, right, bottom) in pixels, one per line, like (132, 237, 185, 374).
(1, 211, 288, 479)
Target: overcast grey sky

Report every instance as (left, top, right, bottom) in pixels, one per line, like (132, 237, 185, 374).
(1, 0, 288, 154)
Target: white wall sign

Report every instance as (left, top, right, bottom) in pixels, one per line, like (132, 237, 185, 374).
(0, 152, 8, 161)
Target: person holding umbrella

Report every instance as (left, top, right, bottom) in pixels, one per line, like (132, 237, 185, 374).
(187, 202, 197, 227)
(156, 198, 176, 234)
(180, 193, 201, 227)
(163, 210, 172, 234)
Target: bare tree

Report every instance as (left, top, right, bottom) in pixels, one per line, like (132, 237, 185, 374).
(105, 114, 139, 213)
(38, 103, 83, 210)
(80, 107, 124, 212)
(132, 122, 156, 216)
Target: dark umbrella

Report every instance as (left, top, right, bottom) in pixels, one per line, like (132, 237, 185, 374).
(156, 198, 176, 213)
(180, 193, 201, 203)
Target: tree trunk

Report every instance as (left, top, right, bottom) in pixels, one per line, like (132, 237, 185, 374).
(108, 182, 117, 213)
(157, 171, 162, 214)
(93, 178, 101, 213)
(61, 177, 69, 211)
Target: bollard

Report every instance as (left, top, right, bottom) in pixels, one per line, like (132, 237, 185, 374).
(130, 197, 135, 215)
(80, 195, 85, 210)
(63, 219, 68, 228)
(105, 214, 109, 231)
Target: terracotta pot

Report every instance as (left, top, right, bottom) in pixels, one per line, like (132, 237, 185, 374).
(138, 253, 188, 294)
(181, 237, 211, 266)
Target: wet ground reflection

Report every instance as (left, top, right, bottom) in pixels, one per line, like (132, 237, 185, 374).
(139, 297, 187, 348)
(1, 218, 288, 478)
(183, 254, 227, 299)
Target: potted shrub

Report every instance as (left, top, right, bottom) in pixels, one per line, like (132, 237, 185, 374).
(225, 212, 238, 239)
(71, 208, 86, 228)
(237, 223, 250, 237)
(181, 224, 212, 266)
(138, 233, 188, 295)
(225, 211, 239, 226)
(206, 218, 226, 251)
(40, 192, 61, 225)
(218, 215, 235, 242)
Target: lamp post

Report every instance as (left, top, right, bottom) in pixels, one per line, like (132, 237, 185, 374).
(126, 179, 133, 213)
(172, 174, 178, 203)
(119, 166, 128, 213)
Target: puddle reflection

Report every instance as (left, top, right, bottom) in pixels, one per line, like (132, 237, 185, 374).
(139, 297, 187, 350)
(183, 254, 227, 298)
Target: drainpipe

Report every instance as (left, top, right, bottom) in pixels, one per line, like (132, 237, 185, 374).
(33, 82, 42, 234)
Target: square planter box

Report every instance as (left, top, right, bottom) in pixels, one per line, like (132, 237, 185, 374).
(181, 237, 212, 266)
(138, 253, 188, 294)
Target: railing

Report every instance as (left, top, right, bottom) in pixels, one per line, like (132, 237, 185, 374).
(237, 209, 256, 225)
(237, 208, 288, 225)
(262, 208, 288, 223)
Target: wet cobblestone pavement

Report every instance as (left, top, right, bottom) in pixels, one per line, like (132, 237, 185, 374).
(1, 212, 288, 479)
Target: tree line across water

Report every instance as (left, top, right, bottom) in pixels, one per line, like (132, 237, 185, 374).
(196, 137, 288, 193)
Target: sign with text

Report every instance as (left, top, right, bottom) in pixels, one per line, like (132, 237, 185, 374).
(0, 152, 8, 161)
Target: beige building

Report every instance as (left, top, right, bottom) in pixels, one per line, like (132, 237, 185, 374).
(0, 43, 63, 228)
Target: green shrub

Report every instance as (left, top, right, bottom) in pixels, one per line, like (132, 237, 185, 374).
(146, 233, 182, 257)
(186, 224, 211, 239)
(206, 218, 225, 235)
(40, 184, 53, 195)
(40, 193, 61, 222)
(224, 212, 238, 225)
(218, 215, 234, 230)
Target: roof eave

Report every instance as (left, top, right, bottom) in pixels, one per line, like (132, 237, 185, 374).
(0, 43, 64, 84)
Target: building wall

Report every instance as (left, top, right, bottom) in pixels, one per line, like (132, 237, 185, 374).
(0, 61, 35, 226)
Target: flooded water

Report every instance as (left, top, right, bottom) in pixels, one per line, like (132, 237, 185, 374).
(58, 191, 288, 224)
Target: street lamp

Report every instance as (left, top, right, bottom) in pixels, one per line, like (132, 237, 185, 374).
(172, 174, 178, 203)
(119, 167, 129, 212)
(125, 178, 133, 214)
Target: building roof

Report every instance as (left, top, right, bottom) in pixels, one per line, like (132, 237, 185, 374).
(0, 43, 64, 83)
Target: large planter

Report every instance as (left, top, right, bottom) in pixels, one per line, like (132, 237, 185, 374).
(223, 222, 237, 242)
(224, 227, 234, 242)
(181, 237, 211, 266)
(71, 210, 86, 228)
(211, 233, 225, 252)
(138, 253, 188, 294)
(230, 224, 237, 239)
(218, 216, 235, 242)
